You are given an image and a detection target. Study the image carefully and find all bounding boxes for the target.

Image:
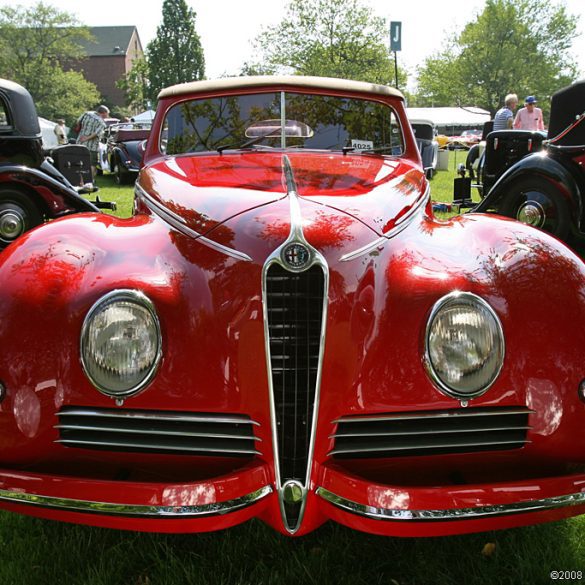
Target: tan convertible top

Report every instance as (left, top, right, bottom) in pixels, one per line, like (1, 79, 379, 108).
(158, 75, 404, 100)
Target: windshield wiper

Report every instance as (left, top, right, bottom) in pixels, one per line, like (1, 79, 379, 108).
(358, 145, 397, 154)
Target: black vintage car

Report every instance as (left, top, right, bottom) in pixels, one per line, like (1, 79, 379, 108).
(105, 122, 150, 184)
(467, 81, 585, 245)
(409, 118, 439, 179)
(0, 78, 115, 249)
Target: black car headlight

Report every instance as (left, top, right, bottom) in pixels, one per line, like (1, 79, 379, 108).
(81, 290, 161, 397)
(425, 292, 504, 400)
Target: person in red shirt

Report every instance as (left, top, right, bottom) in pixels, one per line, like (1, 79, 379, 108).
(513, 96, 545, 131)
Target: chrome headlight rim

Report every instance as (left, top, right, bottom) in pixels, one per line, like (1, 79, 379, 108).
(80, 289, 162, 398)
(424, 291, 505, 401)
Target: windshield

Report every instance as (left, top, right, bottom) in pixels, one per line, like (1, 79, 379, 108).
(162, 91, 404, 155)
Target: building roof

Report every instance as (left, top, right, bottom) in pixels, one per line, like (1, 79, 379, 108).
(78, 26, 138, 57)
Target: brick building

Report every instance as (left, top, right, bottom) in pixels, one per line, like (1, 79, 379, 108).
(73, 26, 144, 108)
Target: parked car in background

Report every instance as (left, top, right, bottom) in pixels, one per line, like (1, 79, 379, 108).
(2, 76, 585, 538)
(409, 118, 439, 179)
(447, 128, 482, 150)
(0, 78, 114, 250)
(105, 122, 151, 184)
(471, 80, 585, 246)
(435, 133, 449, 149)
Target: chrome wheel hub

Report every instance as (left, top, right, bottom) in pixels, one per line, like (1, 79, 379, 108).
(517, 201, 545, 228)
(0, 209, 25, 241)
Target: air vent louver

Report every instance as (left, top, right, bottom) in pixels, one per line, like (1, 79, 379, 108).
(331, 407, 532, 458)
(56, 407, 260, 457)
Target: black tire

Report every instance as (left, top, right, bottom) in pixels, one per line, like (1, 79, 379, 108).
(465, 144, 480, 181)
(0, 188, 44, 249)
(113, 160, 129, 185)
(499, 177, 571, 241)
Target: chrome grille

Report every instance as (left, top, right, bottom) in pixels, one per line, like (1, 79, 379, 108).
(266, 264, 325, 484)
(330, 407, 532, 458)
(56, 407, 261, 457)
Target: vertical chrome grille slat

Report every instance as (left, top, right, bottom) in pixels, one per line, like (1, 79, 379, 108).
(266, 265, 325, 484)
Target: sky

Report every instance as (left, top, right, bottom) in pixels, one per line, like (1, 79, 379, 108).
(1, 0, 584, 85)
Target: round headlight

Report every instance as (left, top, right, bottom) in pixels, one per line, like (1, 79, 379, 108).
(425, 292, 504, 399)
(81, 290, 161, 397)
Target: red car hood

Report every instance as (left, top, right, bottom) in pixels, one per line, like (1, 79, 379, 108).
(138, 151, 426, 240)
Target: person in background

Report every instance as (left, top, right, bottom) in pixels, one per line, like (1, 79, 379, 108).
(76, 105, 110, 179)
(53, 119, 68, 145)
(513, 96, 545, 131)
(493, 94, 518, 130)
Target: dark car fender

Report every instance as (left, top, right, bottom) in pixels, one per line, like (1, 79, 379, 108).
(474, 154, 583, 226)
(0, 163, 99, 217)
(109, 145, 127, 168)
(110, 145, 142, 171)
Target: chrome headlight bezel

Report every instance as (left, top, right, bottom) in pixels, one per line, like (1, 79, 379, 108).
(80, 289, 162, 398)
(424, 291, 505, 400)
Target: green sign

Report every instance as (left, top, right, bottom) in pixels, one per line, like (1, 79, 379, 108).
(390, 21, 402, 52)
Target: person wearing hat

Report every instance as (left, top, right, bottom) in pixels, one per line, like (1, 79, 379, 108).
(513, 96, 545, 131)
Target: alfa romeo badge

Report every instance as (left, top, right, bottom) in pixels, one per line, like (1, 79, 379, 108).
(282, 242, 310, 269)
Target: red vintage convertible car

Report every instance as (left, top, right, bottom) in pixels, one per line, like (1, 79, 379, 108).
(1, 76, 585, 537)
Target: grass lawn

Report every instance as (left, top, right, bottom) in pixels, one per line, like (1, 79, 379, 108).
(429, 149, 474, 204)
(1, 161, 583, 584)
(1, 511, 583, 584)
(94, 173, 136, 217)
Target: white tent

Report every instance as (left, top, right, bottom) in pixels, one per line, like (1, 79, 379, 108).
(132, 110, 155, 122)
(38, 117, 61, 150)
(407, 107, 490, 134)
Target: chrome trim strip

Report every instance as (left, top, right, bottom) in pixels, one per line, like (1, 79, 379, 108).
(80, 289, 163, 399)
(55, 425, 262, 441)
(332, 407, 534, 424)
(339, 185, 429, 262)
(339, 236, 388, 263)
(135, 182, 252, 262)
(423, 292, 506, 401)
(58, 409, 260, 426)
(329, 439, 530, 456)
(330, 425, 531, 438)
(316, 487, 585, 522)
(55, 439, 261, 455)
(262, 155, 329, 534)
(0, 485, 272, 518)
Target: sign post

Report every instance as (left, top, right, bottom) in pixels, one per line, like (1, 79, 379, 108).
(389, 21, 402, 90)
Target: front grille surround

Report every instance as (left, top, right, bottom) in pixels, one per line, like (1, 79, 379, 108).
(262, 155, 330, 533)
(330, 407, 533, 458)
(56, 407, 261, 457)
(265, 264, 325, 483)
(263, 259, 328, 532)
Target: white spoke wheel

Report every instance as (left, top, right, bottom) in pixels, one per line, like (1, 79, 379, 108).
(0, 190, 43, 248)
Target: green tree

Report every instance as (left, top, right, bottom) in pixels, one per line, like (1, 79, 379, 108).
(415, 0, 578, 117)
(0, 2, 100, 123)
(146, 0, 205, 100)
(117, 57, 151, 112)
(249, 0, 407, 88)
